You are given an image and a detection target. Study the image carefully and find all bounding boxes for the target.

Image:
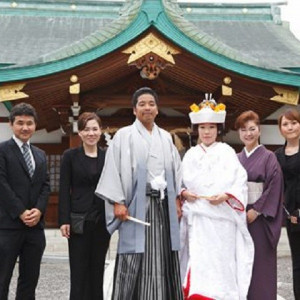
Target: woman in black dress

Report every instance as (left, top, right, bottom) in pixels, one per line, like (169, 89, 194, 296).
(275, 108, 300, 300)
(59, 112, 110, 300)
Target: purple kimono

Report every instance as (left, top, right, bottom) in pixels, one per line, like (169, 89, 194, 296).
(238, 145, 283, 300)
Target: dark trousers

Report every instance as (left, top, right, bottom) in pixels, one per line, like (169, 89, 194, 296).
(0, 228, 46, 300)
(287, 222, 300, 300)
(68, 218, 110, 300)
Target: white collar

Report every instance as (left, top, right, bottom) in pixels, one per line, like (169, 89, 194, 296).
(244, 144, 262, 157)
(135, 119, 157, 135)
(13, 135, 30, 150)
(199, 142, 218, 152)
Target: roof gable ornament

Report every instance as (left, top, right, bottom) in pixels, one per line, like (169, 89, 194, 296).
(0, 83, 28, 102)
(122, 32, 180, 80)
(270, 86, 299, 105)
(141, 0, 165, 24)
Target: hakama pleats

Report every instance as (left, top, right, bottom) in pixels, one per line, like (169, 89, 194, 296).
(112, 196, 183, 300)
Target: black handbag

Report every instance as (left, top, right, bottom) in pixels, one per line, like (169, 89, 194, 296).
(70, 212, 88, 234)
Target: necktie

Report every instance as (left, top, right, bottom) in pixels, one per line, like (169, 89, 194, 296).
(22, 143, 34, 177)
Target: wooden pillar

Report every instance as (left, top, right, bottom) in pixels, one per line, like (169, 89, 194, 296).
(44, 75, 82, 228)
(69, 134, 81, 148)
(69, 75, 81, 133)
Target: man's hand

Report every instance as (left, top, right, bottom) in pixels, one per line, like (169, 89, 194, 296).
(176, 198, 182, 219)
(20, 210, 31, 223)
(60, 224, 70, 238)
(114, 203, 128, 221)
(21, 208, 42, 227)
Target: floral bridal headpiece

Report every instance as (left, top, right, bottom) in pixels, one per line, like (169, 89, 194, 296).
(189, 93, 226, 124)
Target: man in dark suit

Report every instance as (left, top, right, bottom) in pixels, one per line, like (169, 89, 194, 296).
(0, 102, 50, 300)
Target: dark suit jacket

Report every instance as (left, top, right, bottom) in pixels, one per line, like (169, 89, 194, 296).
(0, 138, 50, 229)
(58, 146, 105, 226)
(275, 143, 300, 214)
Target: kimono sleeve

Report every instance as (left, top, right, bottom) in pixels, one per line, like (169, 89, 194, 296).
(253, 152, 283, 218)
(95, 131, 126, 204)
(224, 146, 248, 212)
(171, 143, 183, 195)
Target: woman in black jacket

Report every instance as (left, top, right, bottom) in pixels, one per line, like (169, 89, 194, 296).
(59, 112, 110, 300)
(275, 108, 300, 300)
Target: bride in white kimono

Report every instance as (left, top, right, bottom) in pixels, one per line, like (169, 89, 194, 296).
(180, 97, 254, 300)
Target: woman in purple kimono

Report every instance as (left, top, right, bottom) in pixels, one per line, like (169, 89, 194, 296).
(235, 110, 283, 300)
(275, 108, 300, 300)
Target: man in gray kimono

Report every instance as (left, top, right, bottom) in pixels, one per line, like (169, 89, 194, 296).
(95, 87, 183, 300)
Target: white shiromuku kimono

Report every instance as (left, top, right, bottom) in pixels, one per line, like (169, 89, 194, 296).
(180, 142, 254, 300)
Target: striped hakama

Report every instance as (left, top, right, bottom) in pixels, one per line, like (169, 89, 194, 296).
(112, 195, 183, 300)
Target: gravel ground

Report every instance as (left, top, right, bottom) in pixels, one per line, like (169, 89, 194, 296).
(8, 256, 294, 300)
(278, 256, 294, 300)
(9, 259, 70, 300)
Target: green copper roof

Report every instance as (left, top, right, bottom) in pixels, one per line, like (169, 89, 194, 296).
(0, 0, 299, 88)
(40, 0, 143, 63)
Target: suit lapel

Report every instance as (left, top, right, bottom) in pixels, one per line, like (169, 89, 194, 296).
(276, 145, 286, 166)
(78, 147, 93, 182)
(31, 146, 42, 179)
(9, 139, 32, 178)
(97, 148, 105, 175)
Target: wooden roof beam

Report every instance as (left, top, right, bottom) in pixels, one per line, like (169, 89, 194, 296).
(99, 115, 190, 130)
(83, 95, 196, 109)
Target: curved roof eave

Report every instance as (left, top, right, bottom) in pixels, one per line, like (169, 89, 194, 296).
(0, 0, 299, 88)
(160, 0, 300, 88)
(0, 16, 149, 83)
(0, 0, 147, 83)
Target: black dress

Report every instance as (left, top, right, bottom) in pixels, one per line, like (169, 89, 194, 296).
(276, 143, 300, 300)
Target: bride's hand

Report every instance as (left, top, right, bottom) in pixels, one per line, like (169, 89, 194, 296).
(208, 193, 229, 205)
(181, 190, 198, 202)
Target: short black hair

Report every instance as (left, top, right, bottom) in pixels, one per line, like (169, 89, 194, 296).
(131, 87, 159, 107)
(9, 102, 38, 124)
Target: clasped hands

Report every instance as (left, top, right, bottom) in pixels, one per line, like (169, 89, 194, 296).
(19, 208, 41, 227)
(181, 190, 229, 206)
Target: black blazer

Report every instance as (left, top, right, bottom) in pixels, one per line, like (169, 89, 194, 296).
(275, 142, 300, 214)
(58, 146, 105, 226)
(0, 138, 50, 229)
